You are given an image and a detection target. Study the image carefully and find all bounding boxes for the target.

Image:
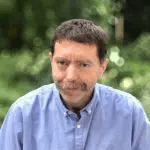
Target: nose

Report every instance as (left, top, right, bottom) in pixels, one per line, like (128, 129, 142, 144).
(65, 64, 78, 82)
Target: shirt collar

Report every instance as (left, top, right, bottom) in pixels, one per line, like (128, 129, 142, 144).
(81, 85, 98, 115)
(53, 84, 69, 115)
(53, 83, 98, 116)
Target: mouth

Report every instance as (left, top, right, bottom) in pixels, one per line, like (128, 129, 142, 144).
(67, 88, 77, 90)
(65, 88, 78, 91)
(61, 88, 79, 94)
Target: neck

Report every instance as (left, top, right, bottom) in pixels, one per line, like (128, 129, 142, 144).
(71, 107, 81, 119)
(59, 88, 94, 113)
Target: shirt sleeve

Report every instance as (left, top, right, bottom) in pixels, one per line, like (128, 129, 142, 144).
(131, 101, 150, 150)
(0, 104, 23, 150)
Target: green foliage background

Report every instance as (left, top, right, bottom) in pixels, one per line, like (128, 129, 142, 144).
(0, 0, 150, 127)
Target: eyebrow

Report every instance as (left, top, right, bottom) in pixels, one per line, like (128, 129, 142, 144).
(54, 57, 93, 64)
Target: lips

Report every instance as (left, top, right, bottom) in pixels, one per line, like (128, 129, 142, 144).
(62, 85, 79, 90)
(64, 88, 77, 91)
(62, 87, 79, 93)
(67, 88, 77, 90)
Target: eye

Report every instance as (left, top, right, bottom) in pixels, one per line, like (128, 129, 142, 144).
(57, 61, 68, 66)
(80, 63, 89, 68)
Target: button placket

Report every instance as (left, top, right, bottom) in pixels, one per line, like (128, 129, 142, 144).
(75, 121, 82, 150)
(75, 112, 87, 150)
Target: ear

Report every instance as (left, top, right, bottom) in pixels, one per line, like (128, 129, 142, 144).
(97, 59, 108, 80)
(48, 52, 52, 62)
(101, 58, 108, 73)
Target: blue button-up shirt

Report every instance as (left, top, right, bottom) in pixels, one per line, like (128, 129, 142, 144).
(0, 83, 150, 150)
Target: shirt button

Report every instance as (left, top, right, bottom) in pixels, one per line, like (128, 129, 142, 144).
(88, 110, 91, 114)
(77, 124, 81, 128)
(64, 112, 67, 116)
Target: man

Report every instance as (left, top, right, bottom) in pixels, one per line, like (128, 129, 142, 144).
(0, 19, 150, 150)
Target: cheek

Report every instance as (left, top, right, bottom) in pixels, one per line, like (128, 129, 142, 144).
(84, 73, 98, 86)
(85, 69, 98, 80)
(52, 66, 66, 82)
(52, 72, 63, 81)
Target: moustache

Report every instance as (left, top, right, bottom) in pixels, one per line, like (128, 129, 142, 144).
(56, 82, 87, 91)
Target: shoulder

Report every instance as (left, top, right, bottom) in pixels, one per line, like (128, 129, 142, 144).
(1, 83, 58, 133)
(9, 83, 57, 114)
(95, 83, 143, 114)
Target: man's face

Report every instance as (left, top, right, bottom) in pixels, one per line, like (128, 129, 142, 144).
(50, 40, 108, 110)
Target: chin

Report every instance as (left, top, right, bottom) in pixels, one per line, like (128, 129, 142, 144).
(61, 90, 80, 97)
(61, 89, 83, 99)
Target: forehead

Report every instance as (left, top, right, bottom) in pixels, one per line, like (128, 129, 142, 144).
(54, 40, 98, 62)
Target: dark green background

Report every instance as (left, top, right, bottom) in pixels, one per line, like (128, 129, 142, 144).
(0, 0, 150, 127)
